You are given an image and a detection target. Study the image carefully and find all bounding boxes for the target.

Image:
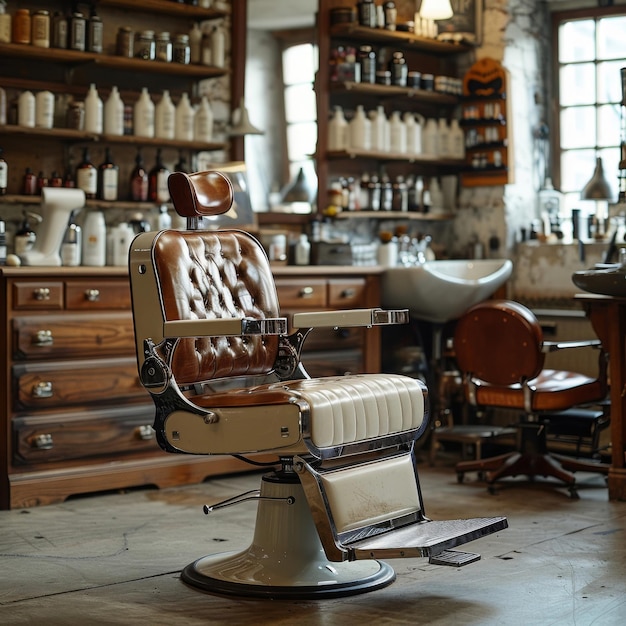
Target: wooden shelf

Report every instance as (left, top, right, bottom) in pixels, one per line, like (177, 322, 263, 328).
(0, 43, 228, 80)
(98, 0, 227, 19)
(0, 125, 227, 152)
(326, 149, 465, 167)
(329, 23, 470, 55)
(329, 81, 459, 105)
(334, 210, 453, 221)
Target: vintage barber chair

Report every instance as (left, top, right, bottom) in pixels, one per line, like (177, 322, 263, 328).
(128, 170, 507, 599)
(453, 300, 610, 497)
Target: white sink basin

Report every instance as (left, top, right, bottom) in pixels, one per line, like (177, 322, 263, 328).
(382, 259, 513, 324)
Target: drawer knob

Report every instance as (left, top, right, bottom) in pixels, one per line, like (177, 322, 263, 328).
(33, 287, 51, 301)
(32, 381, 53, 398)
(33, 329, 54, 346)
(299, 286, 314, 298)
(341, 288, 356, 298)
(31, 433, 54, 450)
(85, 289, 101, 302)
(136, 424, 154, 440)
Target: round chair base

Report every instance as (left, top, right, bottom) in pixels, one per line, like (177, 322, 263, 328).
(182, 552, 395, 599)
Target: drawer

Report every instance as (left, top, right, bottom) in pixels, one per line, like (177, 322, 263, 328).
(301, 349, 363, 377)
(328, 278, 366, 308)
(13, 313, 136, 360)
(275, 278, 327, 309)
(66, 280, 131, 310)
(301, 326, 364, 351)
(13, 405, 157, 465)
(13, 357, 146, 411)
(13, 282, 64, 310)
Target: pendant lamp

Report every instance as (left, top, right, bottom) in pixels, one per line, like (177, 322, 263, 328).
(580, 157, 613, 201)
(229, 97, 263, 136)
(419, 0, 453, 20)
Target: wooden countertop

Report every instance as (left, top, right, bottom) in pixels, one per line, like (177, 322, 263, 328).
(0, 265, 386, 277)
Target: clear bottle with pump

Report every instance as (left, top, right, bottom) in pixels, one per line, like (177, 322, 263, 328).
(82, 210, 106, 267)
(84, 83, 103, 133)
(134, 87, 155, 138)
(155, 89, 175, 139)
(76, 147, 97, 199)
(148, 148, 170, 204)
(104, 86, 124, 135)
(130, 148, 148, 202)
(194, 95, 214, 142)
(295, 233, 311, 266)
(189, 23, 202, 64)
(61, 210, 81, 267)
(175, 92, 194, 141)
(98, 147, 119, 201)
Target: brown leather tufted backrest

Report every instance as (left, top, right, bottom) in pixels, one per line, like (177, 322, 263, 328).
(152, 228, 281, 386)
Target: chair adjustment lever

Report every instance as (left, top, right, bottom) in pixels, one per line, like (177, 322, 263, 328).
(203, 489, 295, 514)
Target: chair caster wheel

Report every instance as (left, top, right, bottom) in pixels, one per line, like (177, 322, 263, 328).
(568, 486, 579, 499)
(457, 473, 465, 483)
(487, 485, 497, 495)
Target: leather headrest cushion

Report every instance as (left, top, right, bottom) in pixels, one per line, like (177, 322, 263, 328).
(168, 170, 234, 218)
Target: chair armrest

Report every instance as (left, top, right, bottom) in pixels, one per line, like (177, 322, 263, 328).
(542, 338, 602, 353)
(163, 317, 287, 338)
(292, 308, 409, 329)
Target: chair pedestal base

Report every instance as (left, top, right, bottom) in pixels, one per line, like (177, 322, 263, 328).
(455, 422, 609, 497)
(181, 472, 395, 599)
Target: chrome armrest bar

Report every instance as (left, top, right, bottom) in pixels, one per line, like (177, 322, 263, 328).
(292, 308, 409, 329)
(542, 338, 602, 353)
(163, 317, 288, 338)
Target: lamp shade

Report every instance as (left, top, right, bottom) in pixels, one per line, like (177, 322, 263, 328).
(229, 97, 263, 136)
(581, 157, 613, 201)
(419, 0, 453, 20)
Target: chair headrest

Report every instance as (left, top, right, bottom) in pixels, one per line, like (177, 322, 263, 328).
(168, 170, 234, 218)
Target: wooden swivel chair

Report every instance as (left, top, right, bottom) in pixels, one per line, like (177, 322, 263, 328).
(453, 300, 610, 497)
(128, 170, 507, 599)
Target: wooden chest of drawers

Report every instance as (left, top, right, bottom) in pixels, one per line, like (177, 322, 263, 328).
(0, 266, 384, 509)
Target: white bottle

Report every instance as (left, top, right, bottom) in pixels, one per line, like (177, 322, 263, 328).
(404, 112, 422, 155)
(175, 93, 195, 141)
(295, 233, 311, 266)
(84, 84, 103, 134)
(449, 118, 465, 159)
(328, 106, 348, 151)
(429, 177, 444, 211)
(437, 118, 450, 158)
(194, 95, 214, 142)
(155, 89, 175, 139)
(189, 23, 202, 64)
(211, 25, 225, 68)
(104, 86, 124, 136)
(369, 105, 388, 152)
(35, 91, 55, 129)
(348, 105, 371, 151)
(112, 223, 135, 266)
(389, 111, 407, 154)
(422, 118, 439, 157)
(134, 88, 155, 138)
(157, 205, 172, 229)
(82, 211, 107, 267)
(18, 91, 36, 128)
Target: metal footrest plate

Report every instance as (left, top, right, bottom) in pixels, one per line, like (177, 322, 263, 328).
(348, 516, 508, 560)
(429, 549, 481, 567)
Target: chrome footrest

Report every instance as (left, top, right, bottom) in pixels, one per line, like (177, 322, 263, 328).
(347, 516, 508, 561)
(429, 549, 481, 567)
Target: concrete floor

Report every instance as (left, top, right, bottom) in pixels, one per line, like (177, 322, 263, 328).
(1, 455, 625, 626)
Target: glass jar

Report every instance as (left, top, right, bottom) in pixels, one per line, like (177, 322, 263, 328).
(173, 34, 190, 64)
(66, 101, 85, 130)
(390, 51, 407, 87)
(12, 9, 31, 44)
(52, 12, 67, 49)
(155, 32, 172, 62)
(31, 10, 50, 48)
(116, 26, 134, 57)
(135, 30, 155, 60)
